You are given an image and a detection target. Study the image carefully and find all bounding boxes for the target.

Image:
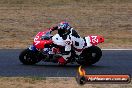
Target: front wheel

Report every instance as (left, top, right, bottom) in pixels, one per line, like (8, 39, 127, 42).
(77, 46, 102, 66)
(19, 48, 42, 65)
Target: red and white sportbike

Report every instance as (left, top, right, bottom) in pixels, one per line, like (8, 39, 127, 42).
(19, 29, 104, 66)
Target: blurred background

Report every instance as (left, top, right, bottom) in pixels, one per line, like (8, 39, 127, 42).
(0, 0, 131, 48)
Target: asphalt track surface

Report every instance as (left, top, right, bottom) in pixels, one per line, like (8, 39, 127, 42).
(0, 49, 132, 77)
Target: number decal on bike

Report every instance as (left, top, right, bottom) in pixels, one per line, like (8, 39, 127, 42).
(34, 35, 40, 45)
(91, 36, 99, 44)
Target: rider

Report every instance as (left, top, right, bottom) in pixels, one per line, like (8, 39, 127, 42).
(49, 21, 85, 65)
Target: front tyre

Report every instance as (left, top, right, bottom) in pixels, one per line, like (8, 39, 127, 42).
(78, 46, 102, 66)
(19, 48, 41, 65)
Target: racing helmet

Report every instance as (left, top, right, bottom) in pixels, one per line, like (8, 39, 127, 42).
(58, 21, 71, 36)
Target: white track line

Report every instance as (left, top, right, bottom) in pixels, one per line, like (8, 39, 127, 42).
(102, 49, 132, 50)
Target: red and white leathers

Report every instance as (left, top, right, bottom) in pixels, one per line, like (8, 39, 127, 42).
(51, 27, 85, 65)
(64, 28, 85, 58)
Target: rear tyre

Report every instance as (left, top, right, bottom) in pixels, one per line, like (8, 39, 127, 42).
(77, 46, 102, 66)
(19, 48, 41, 65)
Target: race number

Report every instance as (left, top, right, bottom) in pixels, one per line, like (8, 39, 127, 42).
(90, 36, 99, 44)
(34, 35, 40, 45)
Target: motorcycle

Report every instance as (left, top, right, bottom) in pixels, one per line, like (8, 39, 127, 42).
(19, 29, 104, 66)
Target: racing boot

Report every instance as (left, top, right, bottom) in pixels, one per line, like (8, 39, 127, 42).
(58, 57, 67, 65)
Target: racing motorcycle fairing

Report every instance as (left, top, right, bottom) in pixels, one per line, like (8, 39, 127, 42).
(84, 35, 104, 48)
(33, 30, 53, 50)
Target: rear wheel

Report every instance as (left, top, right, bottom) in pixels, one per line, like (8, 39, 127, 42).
(19, 48, 42, 65)
(77, 46, 102, 66)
